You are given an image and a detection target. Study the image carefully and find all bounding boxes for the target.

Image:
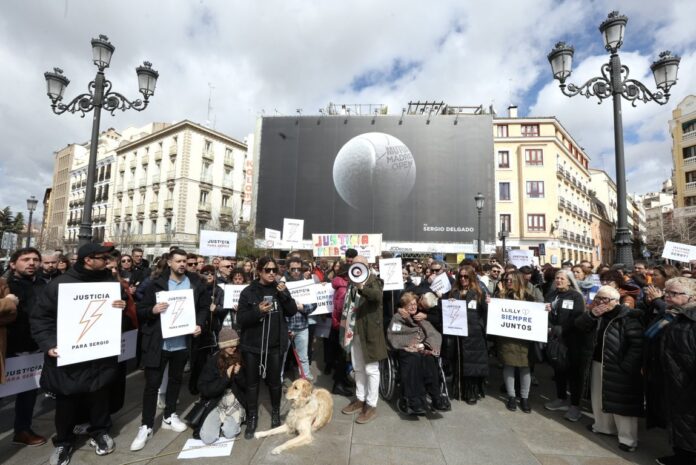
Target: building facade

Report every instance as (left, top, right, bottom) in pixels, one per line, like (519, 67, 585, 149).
(671, 95, 696, 209)
(638, 181, 674, 257)
(44, 144, 82, 250)
(494, 106, 594, 265)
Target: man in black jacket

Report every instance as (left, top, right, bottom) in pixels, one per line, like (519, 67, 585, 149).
(6, 247, 47, 447)
(130, 248, 210, 452)
(38, 251, 61, 283)
(32, 243, 126, 465)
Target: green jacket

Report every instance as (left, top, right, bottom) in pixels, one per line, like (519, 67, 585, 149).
(353, 274, 388, 364)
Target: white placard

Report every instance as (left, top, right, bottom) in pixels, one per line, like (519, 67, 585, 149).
(282, 218, 304, 245)
(430, 273, 452, 295)
(265, 228, 281, 242)
(508, 250, 534, 269)
(0, 352, 43, 397)
(486, 298, 548, 343)
(380, 257, 404, 291)
(118, 329, 138, 362)
(412, 276, 422, 286)
(310, 282, 335, 316)
(157, 289, 197, 339)
(223, 284, 248, 309)
(178, 438, 234, 459)
(57, 282, 122, 367)
(285, 279, 318, 305)
(662, 240, 696, 263)
(199, 230, 238, 257)
(442, 300, 468, 336)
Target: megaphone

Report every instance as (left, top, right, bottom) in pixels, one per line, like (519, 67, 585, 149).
(348, 262, 370, 285)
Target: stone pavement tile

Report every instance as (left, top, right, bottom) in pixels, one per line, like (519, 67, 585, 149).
(352, 414, 436, 448)
(349, 444, 446, 465)
(535, 455, 633, 465)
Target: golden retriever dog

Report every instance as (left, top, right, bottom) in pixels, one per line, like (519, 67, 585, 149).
(255, 378, 333, 455)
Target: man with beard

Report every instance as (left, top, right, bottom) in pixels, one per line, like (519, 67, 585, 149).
(4, 247, 47, 447)
(38, 251, 61, 283)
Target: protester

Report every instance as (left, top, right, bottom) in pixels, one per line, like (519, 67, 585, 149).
(56, 255, 70, 273)
(4, 247, 47, 447)
(345, 248, 358, 265)
(449, 265, 488, 405)
(237, 257, 297, 439)
(600, 270, 640, 308)
(131, 248, 150, 276)
(130, 249, 210, 452)
(38, 251, 61, 283)
(217, 258, 234, 283)
(32, 243, 126, 464)
(195, 327, 247, 444)
(576, 285, 644, 453)
(196, 255, 206, 272)
(281, 257, 314, 382)
(330, 263, 352, 396)
(340, 255, 387, 424)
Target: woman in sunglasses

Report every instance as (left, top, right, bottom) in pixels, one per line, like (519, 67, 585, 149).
(236, 257, 297, 440)
(576, 286, 644, 453)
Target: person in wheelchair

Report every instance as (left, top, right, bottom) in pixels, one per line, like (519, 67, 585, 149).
(388, 292, 449, 415)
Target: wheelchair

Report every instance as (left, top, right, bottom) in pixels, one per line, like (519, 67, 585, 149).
(379, 349, 450, 415)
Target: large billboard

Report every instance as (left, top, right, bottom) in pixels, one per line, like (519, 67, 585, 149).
(253, 114, 495, 245)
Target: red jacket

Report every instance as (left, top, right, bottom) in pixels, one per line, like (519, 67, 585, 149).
(331, 276, 348, 330)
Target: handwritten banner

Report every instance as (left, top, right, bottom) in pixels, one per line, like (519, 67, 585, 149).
(57, 282, 122, 367)
(486, 298, 548, 343)
(312, 233, 382, 263)
(441, 300, 468, 336)
(157, 289, 197, 339)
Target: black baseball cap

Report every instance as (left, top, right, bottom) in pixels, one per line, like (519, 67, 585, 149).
(77, 243, 115, 261)
(519, 266, 533, 274)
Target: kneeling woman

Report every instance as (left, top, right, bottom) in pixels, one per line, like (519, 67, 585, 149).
(196, 328, 247, 444)
(388, 292, 449, 415)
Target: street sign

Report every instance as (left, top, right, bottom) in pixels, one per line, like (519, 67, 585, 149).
(1, 232, 18, 251)
(538, 243, 546, 256)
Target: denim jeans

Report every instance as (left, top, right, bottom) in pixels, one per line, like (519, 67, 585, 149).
(282, 328, 313, 381)
(199, 407, 243, 444)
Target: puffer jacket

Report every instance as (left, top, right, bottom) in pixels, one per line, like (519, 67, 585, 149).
(451, 289, 488, 377)
(575, 304, 644, 417)
(660, 303, 696, 453)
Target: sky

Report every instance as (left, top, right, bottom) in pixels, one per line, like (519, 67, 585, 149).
(1, 0, 695, 220)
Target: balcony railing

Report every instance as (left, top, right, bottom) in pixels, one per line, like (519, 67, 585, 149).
(685, 181, 696, 193)
(154, 150, 162, 162)
(201, 174, 213, 185)
(684, 156, 696, 169)
(149, 202, 159, 212)
(167, 170, 176, 181)
(141, 154, 149, 165)
(220, 205, 233, 217)
(198, 202, 212, 213)
(164, 199, 174, 210)
(683, 130, 696, 142)
(202, 150, 214, 161)
(224, 154, 234, 167)
(136, 205, 145, 215)
(169, 144, 177, 156)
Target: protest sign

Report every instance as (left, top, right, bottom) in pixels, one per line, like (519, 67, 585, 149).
(380, 257, 403, 291)
(310, 282, 334, 316)
(662, 241, 696, 263)
(264, 228, 281, 247)
(118, 329, 138, 362)
(199, 230, 238, 257)
(441, 300, 468, 336)
(157, 289, 197, 339)
(223, 284, 248, 309)
(508, 249, 534, 269)
(486, 298, 548, 343)
(178, 438, 234, 459)
(57, 282, 122, 367)
(0, 352, 43, 397)
(312, 233, 382, 263)
(285, 279, 318, 305)
(282, 218, 304, 245)
(430, 273, 452, 295)
(411, 276, 422, 286)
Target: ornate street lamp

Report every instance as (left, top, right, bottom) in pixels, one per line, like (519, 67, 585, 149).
(26, 196, 38, 247)
(548, 11, 680, 269)
(44, 35, 159, 246)
(474, 192, 485, 261)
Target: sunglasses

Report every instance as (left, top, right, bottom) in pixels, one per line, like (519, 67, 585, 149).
(263, 267, 278, 274)
(459, 275, 469, 279)
(431, 268, 442, 273)
(121, 259, 132, 263)
(220, 265, 233, 268)
(201, 272, 214, 276)
(187, 262, 197, 266)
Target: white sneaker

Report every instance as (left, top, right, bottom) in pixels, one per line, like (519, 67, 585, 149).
(130, 425, 152, 451)
(162, 414, 187, 432)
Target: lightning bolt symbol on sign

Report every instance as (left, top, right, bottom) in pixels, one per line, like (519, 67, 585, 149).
(170, 300, 186, 327)
(77, 299, 107, 343)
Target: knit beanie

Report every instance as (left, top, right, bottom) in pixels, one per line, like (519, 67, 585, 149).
(218, 327, 240, 349)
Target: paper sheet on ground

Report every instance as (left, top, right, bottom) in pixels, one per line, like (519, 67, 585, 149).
(178, 438, 234, 459)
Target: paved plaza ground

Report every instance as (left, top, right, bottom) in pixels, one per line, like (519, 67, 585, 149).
(0, 359, 671, 465)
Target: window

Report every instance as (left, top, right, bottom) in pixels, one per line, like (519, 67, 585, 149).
(222, 195, 229, 207)
(526, 181, 545, 198)
(199, 190, 208, 203)
(204, 140, 212, 153)
(527, 214, 546, 232)
(521, 124, 540, 137)
(137, 221, 144, 234)
(167, 188, 174, 200)
(496, 125, 508, 137)
(497, 151, 510, 168)
(165, 219, 172, 233)
(684, 146, 696, 159)
(525, 149, 544, 166)
(150, 219, 157, 234)
(499, 182, 511, 201)
(198, 220, 207, 232)
(500, 214, 511, 233)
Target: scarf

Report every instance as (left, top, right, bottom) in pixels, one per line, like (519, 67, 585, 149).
(645, 310, 677, 339)
(339, 285, 360, 353)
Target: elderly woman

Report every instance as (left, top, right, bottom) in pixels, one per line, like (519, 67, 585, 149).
(652, 278, 696, 465)
(390, 292, 448, 415)
(576, 285, 644, 453)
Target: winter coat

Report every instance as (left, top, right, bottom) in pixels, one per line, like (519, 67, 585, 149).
(237, 279, 297, 355)
(136, 270, 211, 368)
(5, 273, 45, 354)
(331, 276, 348, 330)
(387, 312, 441, 355)
(352, 274, 388, 364)
(575, 304, 644, 417)
(497, 291, 536, 368)
(660, 303, 696, 453)
(195, 350, 247, 435)
(31, 263, 124, 396)
(546, 287, 592, 367)
(451, 289, 489, 377)
(0, 279, 18, 383)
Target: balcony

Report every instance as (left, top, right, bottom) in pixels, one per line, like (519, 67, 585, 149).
(685, 181, 696, 194)
(164, 199, 174, 210)
(556, 166, 565, 178)
(198, 202, 212, 213)
(200, 174, 213, 185)
(154, 150, 162, 162)
(224, 153, 234, 167)
(118, 163, 125, 172)
(684, 130, 696, 142)
(684, 156, 696, 171)
(127, 181, 135, 191)
(202, 150, 214, 162)
(169, 144, 177, 156)
(167, 170, 176, 181)
(139, 177, 148, 187)
(149, 201, 159, 212)
(136, 205, 145, 215)
(141, 154, 149, 165)
(220, 205, 234, 218)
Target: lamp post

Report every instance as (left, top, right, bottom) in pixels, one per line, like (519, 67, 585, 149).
(44, 35, 159, 246)
(474, 192, 485, 261)
(548, 11, 680, 269)
(25, 196, 38, 247)
(498, 229, 509, 265)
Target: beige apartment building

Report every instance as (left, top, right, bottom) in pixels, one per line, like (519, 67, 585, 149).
(494, 106, 594, 265)
(671, 95, 696, 211)
(44, 144, 82, 250)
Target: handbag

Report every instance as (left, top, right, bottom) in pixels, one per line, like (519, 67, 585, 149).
(545, 325, 568, 371)
(184, 398, 211, 428)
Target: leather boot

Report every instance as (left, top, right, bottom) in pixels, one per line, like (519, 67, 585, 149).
(271, 408, 281, 428)
(244, 414, 258, 439)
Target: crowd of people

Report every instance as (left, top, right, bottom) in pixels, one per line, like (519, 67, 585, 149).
(0, 245, 695, 465)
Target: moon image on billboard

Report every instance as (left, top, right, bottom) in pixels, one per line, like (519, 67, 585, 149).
(332, 132, 416, 210)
